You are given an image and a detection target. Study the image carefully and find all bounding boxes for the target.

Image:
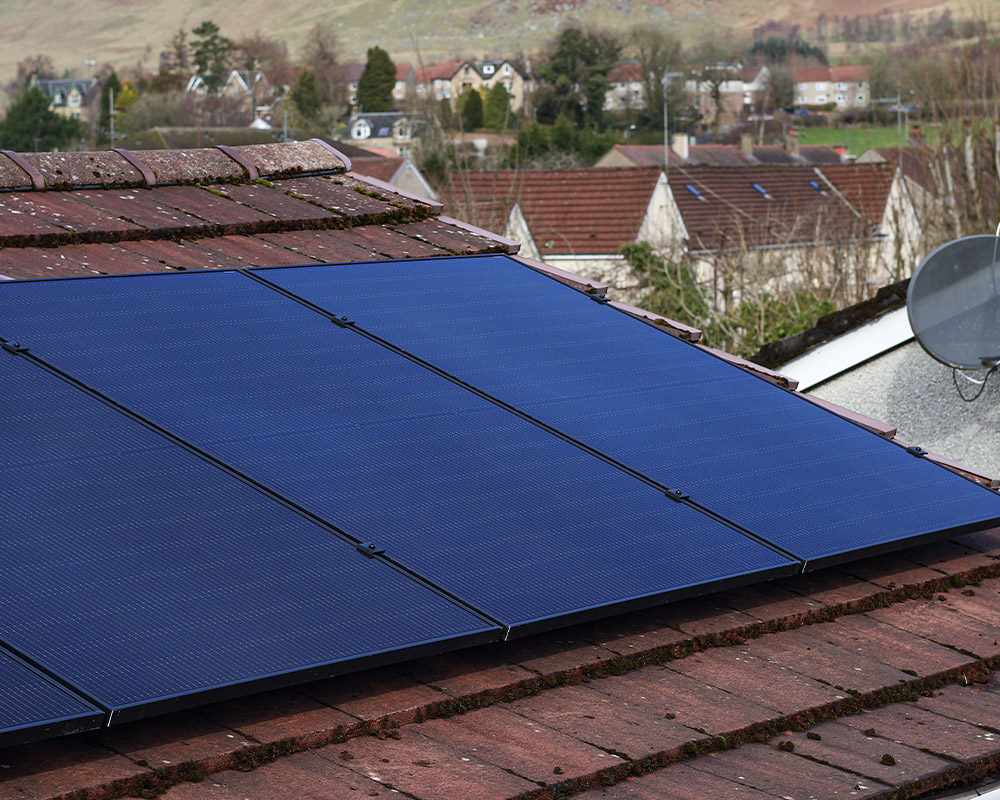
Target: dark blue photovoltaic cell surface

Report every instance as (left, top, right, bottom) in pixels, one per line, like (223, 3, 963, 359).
(0, 354, 496, 724)
(0, 646, 102, 747)
(255, 256, 1000, 566)
(0, 271, 796, 631)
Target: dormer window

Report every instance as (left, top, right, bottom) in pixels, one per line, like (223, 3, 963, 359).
(482, 64, 495, 75)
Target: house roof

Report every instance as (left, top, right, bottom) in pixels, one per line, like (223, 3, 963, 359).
(0, 139, 512, 281)
(5, 143, 1000, 800)
(795, 64, 871, 83)
(33, 77, 99, 107)
(668, 163, 893, 251)
(350, 154, 406, 184)
(442, 166, 662, 255)
(395, 62, 413, 80)
(415, 60, 460, 83)
(819, 162, 895, 224)
(602, 143, 843, 168)
(608, 61, 643, 82)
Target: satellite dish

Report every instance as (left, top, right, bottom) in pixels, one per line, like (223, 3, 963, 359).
(907, 234, 1000, 370)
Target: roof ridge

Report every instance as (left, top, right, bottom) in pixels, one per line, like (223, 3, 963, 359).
(0, 139, 349, 192)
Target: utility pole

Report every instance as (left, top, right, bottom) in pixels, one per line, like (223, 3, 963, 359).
(109, 87, 115, 144)
(661, 71, 682, 172)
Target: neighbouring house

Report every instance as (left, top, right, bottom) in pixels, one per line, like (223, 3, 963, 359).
(350, 153, 439, 201)
(341, 62, 366, 108)
(450, 57, 532, 115)
(392, 62, 416, 105)
(442, 166, 670, 294)
(666, 162, 919, 307)
(32, 77, 100, 122)
(185, 69, 275, 122)
(794, 64, 870, 112)
(3, 141, 1000, 800)
(596, 138, 844, 168)
(442, 162, 918, 303)
(345, 111, 428, 156)
(415, 60, 459, 103)
(604, 61, 646, 113)
(684, 66, 770, 126)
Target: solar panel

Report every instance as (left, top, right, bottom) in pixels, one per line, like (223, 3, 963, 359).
(0, 353, 497, 727)
(0, 271, 797, 634)
(254, 255, 1000, 568)
(0, 646, 102, 747)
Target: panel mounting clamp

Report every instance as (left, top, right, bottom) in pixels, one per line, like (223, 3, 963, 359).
(906, 445, 928, 457)
(332, 315, 354, 328)
(665, 487, 689, 502)
(1, 340, 29, 355)
(355, 542, 385, 558)
(590, 294, 610, 305)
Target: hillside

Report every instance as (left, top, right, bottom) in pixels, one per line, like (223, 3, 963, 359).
(0, 0, 986, 84)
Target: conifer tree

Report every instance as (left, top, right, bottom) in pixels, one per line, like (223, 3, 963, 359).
(356, 47, 396, 111)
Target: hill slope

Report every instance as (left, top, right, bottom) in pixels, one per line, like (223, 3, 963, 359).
(0, 0, 983, 85)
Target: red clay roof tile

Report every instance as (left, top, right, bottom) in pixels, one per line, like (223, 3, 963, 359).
(444, 167, 661, 255)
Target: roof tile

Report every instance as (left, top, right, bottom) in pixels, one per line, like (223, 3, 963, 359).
(329, 725, 537, 800)
(445, 167, 661, 254)
(139, 148, 244, 184)
(26, 150, 144, 188)
(231, 140, 347, 176)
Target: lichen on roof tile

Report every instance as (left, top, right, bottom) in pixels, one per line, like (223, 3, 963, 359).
(25, 151, 145, 189)
(233, 141, 347, 178)
(139, 148, 244, 184)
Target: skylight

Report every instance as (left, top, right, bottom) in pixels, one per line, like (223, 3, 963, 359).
(685, 184, 702, 197)
(752, 182, 772, 198)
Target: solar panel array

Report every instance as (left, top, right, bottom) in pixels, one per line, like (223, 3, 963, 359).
(2, 253, 999, 747)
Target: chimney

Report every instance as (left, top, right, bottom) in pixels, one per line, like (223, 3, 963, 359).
(832, 144, 849, 161)
(671, 133, 689, 160)
(785, 134, 800, 157)
(739, 133, 753, 157)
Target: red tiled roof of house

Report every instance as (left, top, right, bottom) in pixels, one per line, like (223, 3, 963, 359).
(608, 61, 643, 82)
(6, 529, 1000, 800)
(795, 64, 871, 83)
(820, 161, 895, 225)
(443, 166, 662, 255)
(668, 164, 881, 251)
(349, 155, 405, 184)
(0, 141, 512, 281)
(415, 60, 460, 83)
(395, 62, 412, 80)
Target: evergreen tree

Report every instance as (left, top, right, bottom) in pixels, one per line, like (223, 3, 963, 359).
(460, 87, 483, 130)
(356, 46, 396, 112)
(483, 82, 510, 130)
(191, 20, 234, 90)
(0, 86, 83, 151)
(290, 67, 323, 123)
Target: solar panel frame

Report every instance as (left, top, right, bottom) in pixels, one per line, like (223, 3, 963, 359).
(0, 645, 103, 748)
(252, 255, 1000, 570)
(0, 351, 500, 726)
(0, 269, 800, 637)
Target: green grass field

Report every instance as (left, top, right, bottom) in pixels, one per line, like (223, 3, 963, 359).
(795, 125, 911, 156)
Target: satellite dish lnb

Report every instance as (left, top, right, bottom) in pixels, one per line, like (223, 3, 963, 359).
(907, 234, 1000, 369)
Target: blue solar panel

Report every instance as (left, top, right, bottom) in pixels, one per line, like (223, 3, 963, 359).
(0, 353, 496, 724)
(0, 645, 102, 747)
(254, 255, 1000, 567)
(0, 271, 797, 633)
